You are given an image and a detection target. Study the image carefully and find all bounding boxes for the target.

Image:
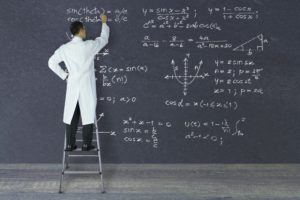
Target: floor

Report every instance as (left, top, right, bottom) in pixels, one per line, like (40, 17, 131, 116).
(0, 164, 300, 200)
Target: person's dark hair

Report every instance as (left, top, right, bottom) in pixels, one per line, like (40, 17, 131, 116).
(70, 21, 84, 35)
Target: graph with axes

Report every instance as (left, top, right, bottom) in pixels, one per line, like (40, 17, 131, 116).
(164, 53, 209, 96)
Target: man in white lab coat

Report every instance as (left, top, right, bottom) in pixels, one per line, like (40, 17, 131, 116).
(48, 15, 110, 151)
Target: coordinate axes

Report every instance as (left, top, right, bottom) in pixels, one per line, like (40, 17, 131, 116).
(164, 53, 209, 96)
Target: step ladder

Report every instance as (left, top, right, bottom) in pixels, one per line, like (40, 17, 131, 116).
(58, 115, 104, 193)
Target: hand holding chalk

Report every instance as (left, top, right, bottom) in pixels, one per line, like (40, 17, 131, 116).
(101, 14, 107, 24)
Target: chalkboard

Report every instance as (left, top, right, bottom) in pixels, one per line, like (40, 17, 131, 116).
(1, 0, 300, 163)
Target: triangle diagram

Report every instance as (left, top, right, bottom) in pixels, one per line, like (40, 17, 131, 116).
(233, 34, 264, 52)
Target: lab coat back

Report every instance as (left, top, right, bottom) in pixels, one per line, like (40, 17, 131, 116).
(48, 23, 110, 125)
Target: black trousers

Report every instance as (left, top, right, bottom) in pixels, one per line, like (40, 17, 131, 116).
(65, 102, 94, 147)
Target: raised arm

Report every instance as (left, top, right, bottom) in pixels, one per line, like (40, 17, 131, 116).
(89, 15, 110, 55)
(48, 46, 68, 80)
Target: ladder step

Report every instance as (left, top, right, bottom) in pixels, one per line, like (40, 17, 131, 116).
(63, 170, 101, 174)
(68, 154, 99, 157)
(76, 139, 97, 142)
(76, 131, 98, 134)
(73, 148, 99, 152)
(65, 148, 99, 152)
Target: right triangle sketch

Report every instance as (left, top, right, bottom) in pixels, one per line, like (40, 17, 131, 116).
(233, 34, 268, 55)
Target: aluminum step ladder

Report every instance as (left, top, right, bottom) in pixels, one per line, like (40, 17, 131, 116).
(58, 115, 104, 193)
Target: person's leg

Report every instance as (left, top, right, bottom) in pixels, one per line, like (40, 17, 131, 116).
(82, 123, 95, 150)
(65, 102, 80, 150)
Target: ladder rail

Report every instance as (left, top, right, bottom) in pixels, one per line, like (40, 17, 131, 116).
(59, 130, 67, 193)
(95, 115, 105, 193)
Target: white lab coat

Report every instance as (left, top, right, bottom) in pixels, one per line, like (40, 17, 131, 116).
(48, 23, 110, 125)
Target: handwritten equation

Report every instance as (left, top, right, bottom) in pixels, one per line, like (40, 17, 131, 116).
(98, 96, 137, 104)
(141, 34, 268, 56)
(98, 64, 148, 87)
(66, 7, 128, 23)
(208, 6, 259, 20)
(184, 117, 246, 146)
(122, 116, 172, 148)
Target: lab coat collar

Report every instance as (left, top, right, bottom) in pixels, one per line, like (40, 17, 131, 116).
(71, 35, 83, 42)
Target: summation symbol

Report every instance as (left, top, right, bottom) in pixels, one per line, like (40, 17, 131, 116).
(164, 53, 208, 96)
(233, 34, 268, 56)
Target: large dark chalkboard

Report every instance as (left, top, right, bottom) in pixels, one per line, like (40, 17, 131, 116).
(1, 0, 300, 163)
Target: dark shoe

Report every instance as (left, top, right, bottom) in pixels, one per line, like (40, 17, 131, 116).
(81, 144, 96, 151)
(65, 144, 77, 151)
